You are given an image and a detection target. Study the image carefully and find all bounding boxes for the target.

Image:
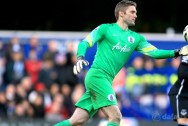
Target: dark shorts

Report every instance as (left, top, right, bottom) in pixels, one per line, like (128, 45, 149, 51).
(169, 95, 188, 121)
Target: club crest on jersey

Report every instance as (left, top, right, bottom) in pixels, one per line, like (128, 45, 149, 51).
(108, 94, 115, 101)
(128, 36, 135, 43)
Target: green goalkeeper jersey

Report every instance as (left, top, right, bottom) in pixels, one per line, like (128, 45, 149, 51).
(77, 23, 175, 78)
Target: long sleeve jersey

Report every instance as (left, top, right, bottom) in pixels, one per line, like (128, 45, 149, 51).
(77, 23, 175, 78)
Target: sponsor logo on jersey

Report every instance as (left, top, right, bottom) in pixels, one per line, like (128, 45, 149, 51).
(108, 94, 115, 101)
(128, 36, 135, 43)
(180, 109, 187, 116)
(112, 42, 131, 52)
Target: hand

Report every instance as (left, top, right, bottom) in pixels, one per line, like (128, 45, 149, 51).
(176, 45, 188, 56)
(73, 56, 89, 75)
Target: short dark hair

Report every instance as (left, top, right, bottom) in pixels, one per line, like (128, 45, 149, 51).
(114, 0, 137, 20)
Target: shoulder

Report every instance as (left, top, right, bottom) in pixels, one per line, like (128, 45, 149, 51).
(128, 29, 146, 40)
(128, 29, 141, 36)
(97, 23, 112, 29)
(94, 23, 113, 34)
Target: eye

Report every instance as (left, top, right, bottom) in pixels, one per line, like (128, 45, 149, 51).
(131, 11, 136, 14)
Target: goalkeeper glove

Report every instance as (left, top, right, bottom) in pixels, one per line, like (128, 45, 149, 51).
(175, 45, 188, 57)
(73, 56, 89, 75)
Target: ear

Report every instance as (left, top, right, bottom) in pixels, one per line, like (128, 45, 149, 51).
(119, 11, 125, 17)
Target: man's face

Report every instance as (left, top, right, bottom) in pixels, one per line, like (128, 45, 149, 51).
(122, 6, 137, 26)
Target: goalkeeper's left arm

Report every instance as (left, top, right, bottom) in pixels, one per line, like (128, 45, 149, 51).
(136, 35, 188, 59)
(137, 44, 188, 59)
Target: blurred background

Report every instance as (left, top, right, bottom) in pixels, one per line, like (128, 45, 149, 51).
(0, 0, 187, 126)
(0, 0, 187, 33)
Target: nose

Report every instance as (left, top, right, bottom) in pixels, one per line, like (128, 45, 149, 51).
(134, 14, 137, 18)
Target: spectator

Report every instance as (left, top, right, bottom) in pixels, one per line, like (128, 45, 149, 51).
(0, 40, 5, 88)
(3, 50, 27, 85)
(64, 52, 79, 90)
(45, 93, 68, 121)
(0, 91, 7, 117)
(5, 36, 23, 61)
(24, 35, 47, 60)
(55, 53, 67, 86)
(30, 92, 45, 118)
(38, 53, 58, 88)
(25, 49, 42, 85)
(61, 84, 74, 117)
(44, 40, 59, 64)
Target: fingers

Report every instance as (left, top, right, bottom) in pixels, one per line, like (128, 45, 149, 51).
(78, 61, 83, 72)
(73, 65, 78, 75)
(83, 60, 89, 66)
(73, 60, 89, 75)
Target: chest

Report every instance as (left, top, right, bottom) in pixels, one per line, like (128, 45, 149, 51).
(103, 29, 138, 53)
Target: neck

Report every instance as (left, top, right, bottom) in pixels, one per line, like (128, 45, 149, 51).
(116, 20, 128, 30)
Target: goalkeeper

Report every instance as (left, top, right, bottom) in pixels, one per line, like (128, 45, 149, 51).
(55, 0, 188, 126)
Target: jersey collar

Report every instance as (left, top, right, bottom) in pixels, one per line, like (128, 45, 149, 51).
(114, 23, 129, 32)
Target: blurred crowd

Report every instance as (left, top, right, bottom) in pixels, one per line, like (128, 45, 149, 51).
(114, 56, 180, 120)
(0, 35, 86, 121)
(0, 35, 180, 121)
